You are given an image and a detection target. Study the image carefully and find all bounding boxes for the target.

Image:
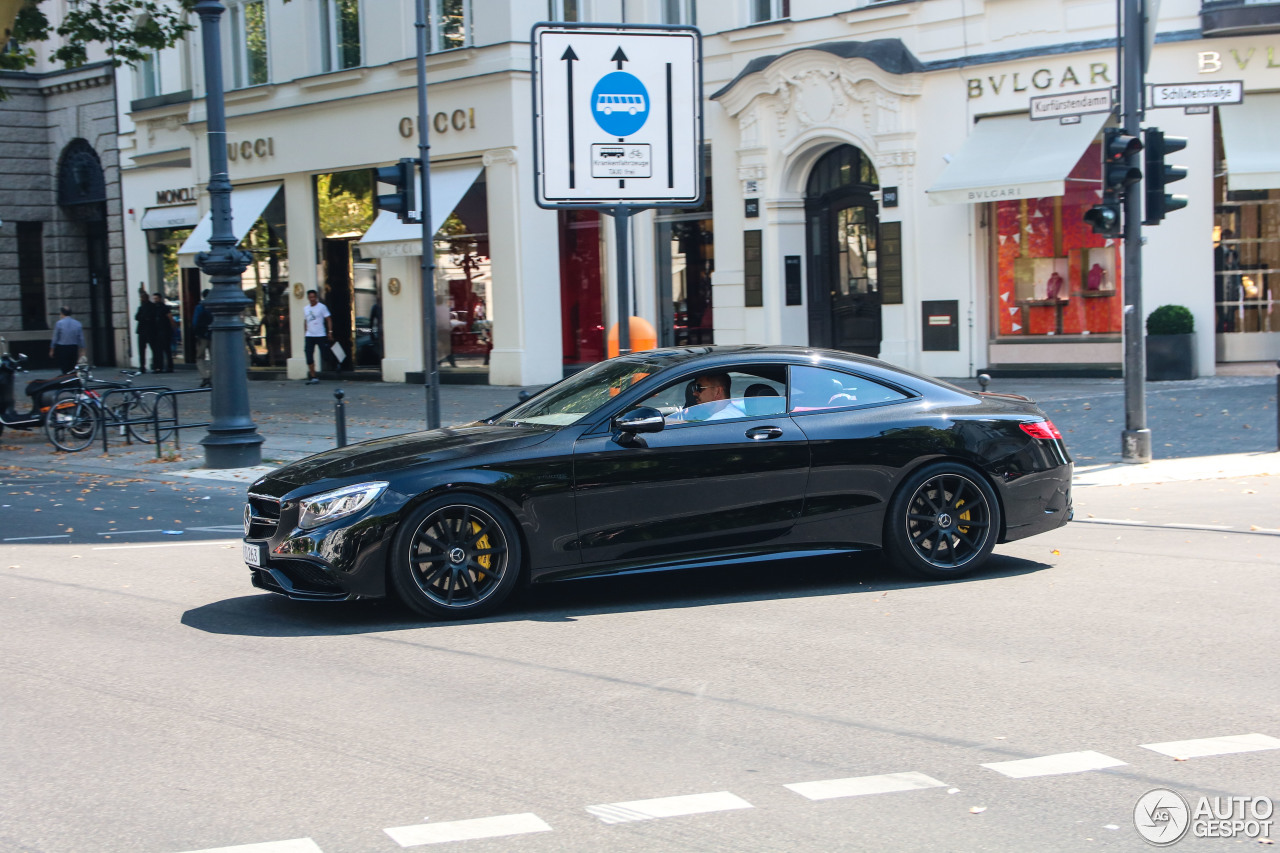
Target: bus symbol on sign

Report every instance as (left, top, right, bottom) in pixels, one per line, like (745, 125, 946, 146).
(597, 94, 646, 115)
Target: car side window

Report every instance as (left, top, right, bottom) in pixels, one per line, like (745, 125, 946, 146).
(787, 365, 908, 413)
(636, 367, 787, 424)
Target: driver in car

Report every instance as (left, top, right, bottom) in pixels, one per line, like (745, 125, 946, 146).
(680, 373, 746, 422)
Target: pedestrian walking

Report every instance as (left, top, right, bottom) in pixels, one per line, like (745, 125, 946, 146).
(48, 306, 85, 374)
(146, 293, 173, 373)
(303, 289, 332, 385)
(192, 289, 213, 388)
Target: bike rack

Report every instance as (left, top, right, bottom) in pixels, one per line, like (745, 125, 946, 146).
(150, 387, 212, 459)
(91, 385, 211, 457)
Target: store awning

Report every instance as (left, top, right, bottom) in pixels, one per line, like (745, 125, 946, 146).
(926, 112, 1109, 205)
(140, 205, 201, 230)
(1218, 95, 1280, 191)
(357, 163, 482, 258)
(177, 183, 282, 254)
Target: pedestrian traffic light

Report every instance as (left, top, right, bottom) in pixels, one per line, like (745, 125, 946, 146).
(375, 158, 419, 224)
(1084, 127, 1143, 237)
(1143, 127, 1188, 225)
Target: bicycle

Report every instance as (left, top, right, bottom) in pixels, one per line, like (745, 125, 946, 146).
(44, 364, 175, 452)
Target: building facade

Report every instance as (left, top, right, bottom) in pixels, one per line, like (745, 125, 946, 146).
(113, 0, 1280, 390)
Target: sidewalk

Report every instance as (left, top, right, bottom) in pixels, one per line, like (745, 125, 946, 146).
(1, 363, 1276, 489)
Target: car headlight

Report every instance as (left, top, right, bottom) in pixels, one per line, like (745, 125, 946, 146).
(297, 482, 388, 529)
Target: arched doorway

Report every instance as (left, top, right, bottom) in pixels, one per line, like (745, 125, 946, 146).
(57, 139, 115, 366)
(805, 145, 881, 356)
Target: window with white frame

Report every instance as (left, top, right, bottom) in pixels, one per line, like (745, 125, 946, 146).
(430, 0, 471, 51)
(135, 49, 160, 99)
(749, 0, 789, 23)
(548, 0, 581, 22)
(321, 0, 362, 71)
(663, 0, 695, 25)
(229, 0, 268, 88)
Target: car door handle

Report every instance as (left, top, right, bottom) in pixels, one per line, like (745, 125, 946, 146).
(745, 426, 784, 440)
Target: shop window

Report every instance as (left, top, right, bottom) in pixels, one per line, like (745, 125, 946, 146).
(749, 0, 789, 23)
(1215, 196, 1280, 334)
(664, 0, 696, 25)
(17, 222, 46, 331)
(230, 0, 268, 88)
(321, 0, 361, 72)
(436, 174, 491, 370)
(990, 139, 1123, 340)
(656, 150, 713, 346)
(560, 209, 604, 365)
(548, 0, 581, 22)
(430, 0, 471, 52)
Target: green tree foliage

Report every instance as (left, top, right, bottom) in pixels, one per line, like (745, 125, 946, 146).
(1, 0, 195, 75)
(316, 171, 374, 238)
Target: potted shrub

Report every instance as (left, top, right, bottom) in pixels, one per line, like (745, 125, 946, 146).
(1145, 304, 1197, 381)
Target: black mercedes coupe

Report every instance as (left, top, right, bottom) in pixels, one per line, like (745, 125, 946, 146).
(242, 346, 1072, 619)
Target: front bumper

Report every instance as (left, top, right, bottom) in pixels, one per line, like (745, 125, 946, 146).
(242, 488, 397, 601)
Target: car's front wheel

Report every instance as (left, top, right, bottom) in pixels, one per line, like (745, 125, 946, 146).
(884, 462, 1001, 579)
(390, 494, 522, 619)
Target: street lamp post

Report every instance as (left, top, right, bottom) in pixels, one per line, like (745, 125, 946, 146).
(194, 0, 263, 468)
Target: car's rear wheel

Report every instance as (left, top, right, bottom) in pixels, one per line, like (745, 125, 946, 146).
(884, 462, 1001, 579)
(390, 494, 522, 619)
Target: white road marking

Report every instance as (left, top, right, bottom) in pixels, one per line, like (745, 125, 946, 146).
(785, 771, 947, 801)
(384, 813, 552, 847)
(1141, 732, 1280, 760)
(1076, 518, 1280, 536)
(586, 791, 752, 824)
(96, 528, 165, 535)
(93, 539, 239, 551)
(177, 839, 323, 853)
(3, 534, 71, 541)
(982, 750, 1126, 778)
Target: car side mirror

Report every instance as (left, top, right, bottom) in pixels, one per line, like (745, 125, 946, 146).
(613, 406, 665, 434)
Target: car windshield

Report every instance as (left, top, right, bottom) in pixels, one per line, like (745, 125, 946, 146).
(494, 357, 667, 427)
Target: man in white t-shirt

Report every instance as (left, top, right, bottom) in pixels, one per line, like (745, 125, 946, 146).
(303, 289, 332, 384)
(681, 372, 746, 421)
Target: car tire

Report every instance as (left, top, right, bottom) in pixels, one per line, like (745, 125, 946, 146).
(883, 461, 1001, 580)
(390, 493, 522, 620)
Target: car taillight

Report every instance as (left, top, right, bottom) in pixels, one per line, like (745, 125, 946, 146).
(1020, 420, 1063, 440)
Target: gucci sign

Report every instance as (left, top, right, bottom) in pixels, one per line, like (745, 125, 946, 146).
(227, 137, 276, 161)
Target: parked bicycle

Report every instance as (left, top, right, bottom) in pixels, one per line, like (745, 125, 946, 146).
(44, 364, 175, 452)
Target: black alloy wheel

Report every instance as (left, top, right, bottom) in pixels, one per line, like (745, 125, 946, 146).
(884, 462, 1001, 579)
(391, 494, 522, 619)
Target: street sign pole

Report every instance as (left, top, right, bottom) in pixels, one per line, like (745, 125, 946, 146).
(532, 23, 703, 360)
(1121, 0, 1151, 463)
(415, 0, 439, 429)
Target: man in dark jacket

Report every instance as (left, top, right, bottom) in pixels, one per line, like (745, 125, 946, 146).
(135, 285, 154, 373)
(145, 293, 173, 373)
(192, 289, 213, 387)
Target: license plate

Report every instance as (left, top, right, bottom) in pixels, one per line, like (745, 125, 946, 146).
(243, 541, 263, 567)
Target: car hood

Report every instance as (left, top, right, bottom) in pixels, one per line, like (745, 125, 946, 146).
(263, 423, 557, 487)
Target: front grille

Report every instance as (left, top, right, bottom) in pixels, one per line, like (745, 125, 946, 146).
(246, 493, 280, 539)
(272, 559, 341, 593)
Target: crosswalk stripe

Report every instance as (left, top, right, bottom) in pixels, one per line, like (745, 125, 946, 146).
(785, 771, 948, 801)
(586, 791, 753, 824)
(177, 839, 323, 853)
(982, 750, 1126, 778)
(384, 814, 552, 847)
(1141, 732, 1280, 760)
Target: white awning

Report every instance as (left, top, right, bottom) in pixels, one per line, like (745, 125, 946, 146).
(1218, 95, 1280, 191)
(140, 205, 201, 230)
(178, 183, 282, 254)
(926, 112, 1109, 205)
(357, 163, 483, 258)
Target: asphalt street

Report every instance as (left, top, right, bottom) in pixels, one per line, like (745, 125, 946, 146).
(1, 474, 1277, 852)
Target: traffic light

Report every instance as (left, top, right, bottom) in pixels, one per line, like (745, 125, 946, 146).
(1143, 127, 1188, 225)
(1084, 127, 1143, 237)
(375, 158, 419, 224)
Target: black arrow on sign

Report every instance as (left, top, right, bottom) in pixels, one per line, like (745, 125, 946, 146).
(561, 46, 578, 188)
(611, 47, 628, 69)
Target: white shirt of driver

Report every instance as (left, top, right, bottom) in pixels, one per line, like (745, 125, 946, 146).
(304, 302, 331, 337)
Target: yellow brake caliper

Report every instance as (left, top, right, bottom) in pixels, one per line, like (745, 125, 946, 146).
(471, 521, 491, 580)
(956, 498, 971, 535)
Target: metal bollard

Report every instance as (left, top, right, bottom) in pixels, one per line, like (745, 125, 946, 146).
(334, 388, 347, 447)
(977, 373, 991, 392)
